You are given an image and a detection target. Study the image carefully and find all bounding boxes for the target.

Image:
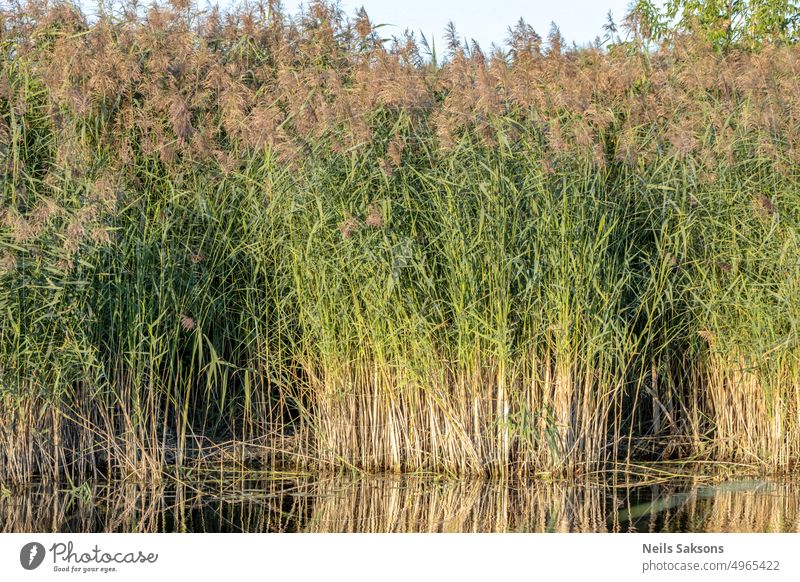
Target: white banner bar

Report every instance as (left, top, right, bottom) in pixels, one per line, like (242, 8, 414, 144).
(1, 534, 797, 581)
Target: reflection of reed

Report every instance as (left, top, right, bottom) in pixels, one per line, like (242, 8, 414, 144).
(305, 479, 616, 532)
(691, 481, 800, 533)
(616, 480, 800, 533)
(1, 482, 160, 533)
(2, 477, 799, 533)
(0, 478, 311, 533)
(304, 478, 800, 533)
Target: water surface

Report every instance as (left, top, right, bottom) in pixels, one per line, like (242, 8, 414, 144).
(2, 475, 798, 533)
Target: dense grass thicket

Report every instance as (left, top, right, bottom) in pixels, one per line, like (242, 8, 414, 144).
(2, 0, 800, 482)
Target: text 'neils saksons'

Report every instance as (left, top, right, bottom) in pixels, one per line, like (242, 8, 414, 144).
(643, 543, 724, 554)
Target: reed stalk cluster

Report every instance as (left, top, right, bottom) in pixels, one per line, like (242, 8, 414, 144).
(1, 0, 800, 482)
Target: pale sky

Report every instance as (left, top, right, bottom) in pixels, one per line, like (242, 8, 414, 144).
(215, 0, 638, 50)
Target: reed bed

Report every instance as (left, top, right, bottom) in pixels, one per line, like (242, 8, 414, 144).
(1, 1, 800, 481)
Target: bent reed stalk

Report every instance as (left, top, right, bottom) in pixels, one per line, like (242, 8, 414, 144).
(1, 1, 800, 483)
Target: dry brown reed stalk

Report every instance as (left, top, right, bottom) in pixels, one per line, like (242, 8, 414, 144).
(0, 252, 16, 274)
(753, 193, 776, 217)
(179, 314, 196, 331)
(305, 349, 626, 477)
(338, 212, 359, 239)
(364, 201, 383, 228)
(188, 250, 205, 264)
(703, 355, 800, 467)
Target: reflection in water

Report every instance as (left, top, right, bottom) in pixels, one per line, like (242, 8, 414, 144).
(2, 475, 799, 533)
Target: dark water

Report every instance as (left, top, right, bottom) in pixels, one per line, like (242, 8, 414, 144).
(2, 474, 799, 533)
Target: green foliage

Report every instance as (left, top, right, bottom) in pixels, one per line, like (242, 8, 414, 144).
(665, 0, 800, 48)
